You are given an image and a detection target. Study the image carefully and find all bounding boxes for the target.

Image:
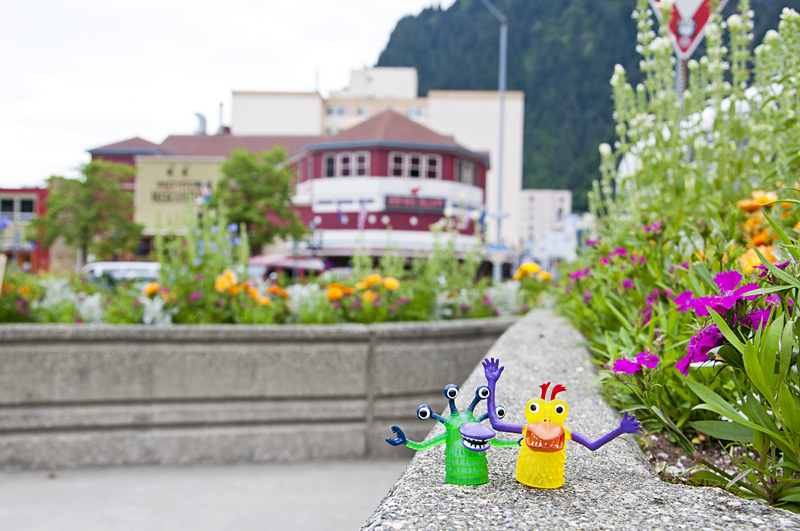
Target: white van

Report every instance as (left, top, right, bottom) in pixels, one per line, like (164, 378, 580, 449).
(81, 262, 161, 285)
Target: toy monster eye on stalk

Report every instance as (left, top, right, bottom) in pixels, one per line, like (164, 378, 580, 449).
(482, 357, 642, 489)
(385, 383, 520, 485)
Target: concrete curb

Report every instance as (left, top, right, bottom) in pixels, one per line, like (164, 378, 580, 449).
(363, 309, 800, 530)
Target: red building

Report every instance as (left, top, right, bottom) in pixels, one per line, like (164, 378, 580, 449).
(0, 187, 49, 270)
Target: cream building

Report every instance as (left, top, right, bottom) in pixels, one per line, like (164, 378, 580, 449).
(518, 189, 572, 246)
(230, 67, 525, 249)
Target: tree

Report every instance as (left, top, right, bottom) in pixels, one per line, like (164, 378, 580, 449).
(29, 160, 143, 267)
(211, 148, 307, 252)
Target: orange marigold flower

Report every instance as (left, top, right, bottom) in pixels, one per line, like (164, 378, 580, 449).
(17, 285, 30, 295)
(257, 296, 271, 306)
(781, 202, 793, 209)
(243, 282, 260, 300)
(749, 229, 770, 247)
(382, 277, 400, 290)
(144, 282, 161, 297)
(781, 210, 792, 220)
(362, 290, 377, 304)
(267, 285, 289, 298)
(739, 245, 777, 274)
(327, 284, 344, 301)
(737, 190, 777, 211)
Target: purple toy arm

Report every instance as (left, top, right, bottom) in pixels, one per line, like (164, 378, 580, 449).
(571, 411, 642, 451)
(482, 358, 524, 434)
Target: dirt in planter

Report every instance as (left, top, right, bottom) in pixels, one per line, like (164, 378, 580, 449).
(639, 430, 744, 480)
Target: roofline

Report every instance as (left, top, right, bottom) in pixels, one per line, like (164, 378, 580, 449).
(293, 140, 489, 166)
(88, 147, 163, 155)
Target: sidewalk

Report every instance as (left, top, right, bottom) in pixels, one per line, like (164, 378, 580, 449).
(364, 310, 800, 530)
(0, 459, 409, 531)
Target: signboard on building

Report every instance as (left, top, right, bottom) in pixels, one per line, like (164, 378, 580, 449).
(649, 0, 729, 60)
(385, 195, 446, 214)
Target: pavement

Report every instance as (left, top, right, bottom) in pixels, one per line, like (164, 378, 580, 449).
(363, 309, 800, 530)
(0, 459, 409, 530)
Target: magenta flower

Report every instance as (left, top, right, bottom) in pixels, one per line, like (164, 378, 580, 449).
(569, 267, 591, 279)
(613, 350, 660, 374)
(622, 279, 635, 290)
(742, 308, 772, 330)
(189, 291, 202, 303)
(676, 324, 724, 376)
(689, 271, 758, 317)
(672, 290, 694, 312)
(610, 247, 628, 257)
(583, 291, 591, 303)
(641, 221, 662, 233)
(585, 237, 600, 246)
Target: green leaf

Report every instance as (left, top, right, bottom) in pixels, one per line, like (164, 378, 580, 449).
(764, 212, 800, 261)
(716, 345, 744, 371)
(686, 380, 775, 437)
(707, 308, 745, 354)
(778, 384, 800, 440)
(752, 245, 800, 289)
(743, 342, 774, 403)
(690, 420, 755, 442)
(780, 319, 794, 383)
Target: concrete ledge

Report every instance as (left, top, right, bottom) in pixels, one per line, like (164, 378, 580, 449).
(0, 317, 516, 470)
(363, 310, 800, 530)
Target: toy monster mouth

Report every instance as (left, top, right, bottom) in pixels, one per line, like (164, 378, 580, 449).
(525, 422, 565, 452)
(460, 422, 495, 452)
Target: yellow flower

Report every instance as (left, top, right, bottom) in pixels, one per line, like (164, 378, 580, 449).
(243, 282, 260, 300)
(737, 190, 777, 211)
(144, 282, 161, 297)
(538, 271, 553, 281)
(214, 269, 238, 293)
(362, 290, 377, 304)
(362, 274, 382, 287)
(257, 296, 271, 306)
(512, 262, 541, 280)
(382, 277, 400, 290)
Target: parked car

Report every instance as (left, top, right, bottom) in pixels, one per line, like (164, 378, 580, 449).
(81, 261, 161, 287)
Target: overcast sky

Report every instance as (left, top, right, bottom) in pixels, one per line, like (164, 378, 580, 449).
(0, 0, 456, 189)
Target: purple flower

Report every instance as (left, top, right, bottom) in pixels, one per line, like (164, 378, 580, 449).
(585, 237, 600, 246)
(483, 296, 492, 306)
(227, 222, 239, 233)
(459, 304, 471, 312)
(600, 256, 609, 265)
(742, 308, 772, 330)
(569, 267, 591, 280)
(672, 290, 694, 312)
(641, 221, 662, 233)
(189, 291, 202, 303)
(610, 247, 628, 257)
(493, 308, 502, 316)
(676, 324, 724, 376)
(754, 261, 790, 278)
(583, 291, 591, 303)
(622, 279, 635, 290)
(195, 274, 203, 281)
(689, 271, 759, 317)
(232, 237, 242, 246)
(613, 350, 660, 374)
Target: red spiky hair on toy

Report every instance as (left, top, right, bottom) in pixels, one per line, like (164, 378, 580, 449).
(539, 382, 566, 401)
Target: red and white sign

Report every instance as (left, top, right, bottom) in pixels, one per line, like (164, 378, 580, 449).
(649, 0, 729, 60)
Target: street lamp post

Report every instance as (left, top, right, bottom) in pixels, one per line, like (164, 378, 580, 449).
(479, 0, 507, 283)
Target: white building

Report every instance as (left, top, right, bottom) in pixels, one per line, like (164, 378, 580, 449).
(230, 67, 525, 249)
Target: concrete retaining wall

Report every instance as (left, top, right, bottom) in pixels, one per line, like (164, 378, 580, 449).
(0, 317, 516, 470)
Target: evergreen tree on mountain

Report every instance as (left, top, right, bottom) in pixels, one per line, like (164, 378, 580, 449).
(377, 0, 800, 211)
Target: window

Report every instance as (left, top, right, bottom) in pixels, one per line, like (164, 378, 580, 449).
(19, 199, 35, 221)
(325, 154, 336, 178)
(406, 107, 426, 119)
(327, 105, 347, 116)
(424, 155, 441, 179)
(307, 157, 313, 182)
(456, 160, 476, 185)
(356, 152, 369, 176)
(1, 199, 13, 216)
(339, 153, 352, 177)
(409, 154, 422, 178)
(390, 152, 405, 177)
(357, 106, 367, 116)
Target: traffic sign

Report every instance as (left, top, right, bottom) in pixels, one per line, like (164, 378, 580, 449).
(649, 0, 729, 60)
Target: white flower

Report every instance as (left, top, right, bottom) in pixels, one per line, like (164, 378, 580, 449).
(598, 143, 612, 156)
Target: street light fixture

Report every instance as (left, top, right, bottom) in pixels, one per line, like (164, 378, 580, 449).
(478, 0, 507, 283)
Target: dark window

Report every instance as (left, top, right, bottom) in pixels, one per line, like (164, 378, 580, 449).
(325, 155, 336, 178)
(391, 154, 404, 177)
(426, 156, 439, 179)
(356, 153, 368, 176)
(409, 155, 421, 178)
(19, 199, 34, 221)
(1, 199, 12, 214)
(340, 154, 351, 177)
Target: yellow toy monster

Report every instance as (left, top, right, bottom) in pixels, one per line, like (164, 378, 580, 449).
(483, 357, 641, 489)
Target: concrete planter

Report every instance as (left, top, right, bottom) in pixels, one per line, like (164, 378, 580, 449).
(0, 317, 516, 470)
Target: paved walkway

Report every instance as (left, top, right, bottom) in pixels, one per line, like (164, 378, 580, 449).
(364, 310, 800, 530)
(0, 459, 408, 530)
